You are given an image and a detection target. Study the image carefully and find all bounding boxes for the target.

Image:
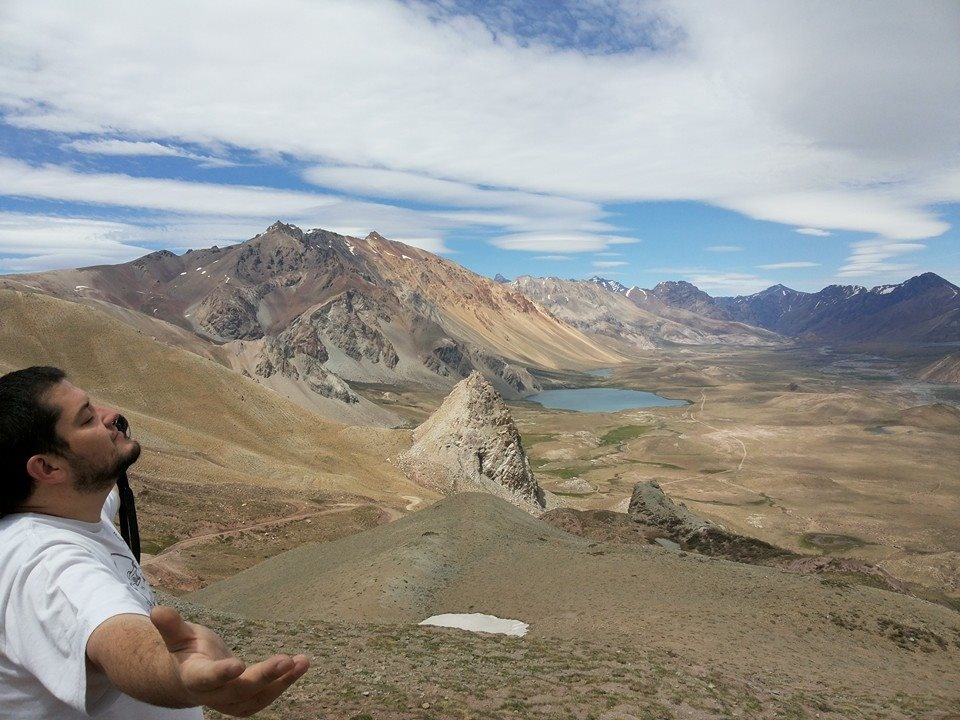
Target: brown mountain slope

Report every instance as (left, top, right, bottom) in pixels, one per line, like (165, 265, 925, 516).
(918, 351, 960, 383)
(0, 288, 421, 500)
(2, 224, 624, 416)
(190, 493, 960, 705)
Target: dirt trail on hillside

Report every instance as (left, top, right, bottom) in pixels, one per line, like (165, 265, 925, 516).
(143, 499, 399, 591)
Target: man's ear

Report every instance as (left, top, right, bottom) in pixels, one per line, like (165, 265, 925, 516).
(25, 454, 69, 486)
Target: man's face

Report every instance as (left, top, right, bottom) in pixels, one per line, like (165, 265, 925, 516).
(44, 380, 141, 493)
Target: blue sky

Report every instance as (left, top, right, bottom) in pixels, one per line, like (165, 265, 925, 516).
(1, 0, 958, 295)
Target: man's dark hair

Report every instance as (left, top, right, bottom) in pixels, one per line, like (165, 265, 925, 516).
(0, 366, 69, 517)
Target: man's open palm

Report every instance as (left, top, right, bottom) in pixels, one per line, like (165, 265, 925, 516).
(151, 605, 310, 717)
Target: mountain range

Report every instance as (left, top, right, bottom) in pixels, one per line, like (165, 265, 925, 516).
(1, 222, 622, 423)
(623, 274, 960, 344)
(3, 222, 958, 426)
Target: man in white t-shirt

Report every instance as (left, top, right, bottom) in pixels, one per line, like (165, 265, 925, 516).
(0, 366, 310, 718)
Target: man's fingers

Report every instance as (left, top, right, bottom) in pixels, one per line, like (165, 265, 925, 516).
(236, 655, 295, 685)
(181, 656, 246, 692)
(150, 605, 194, 652)
(272, 655, 310, 685)
(150, 608, 311, 717)
(151, 605, 246, 693)
(214, 655, 311, 717)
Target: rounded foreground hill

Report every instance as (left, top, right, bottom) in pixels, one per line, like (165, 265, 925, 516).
(190, 493, 960, 702)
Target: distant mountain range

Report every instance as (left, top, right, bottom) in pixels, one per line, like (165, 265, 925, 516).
(580, 273, 960, 344)
(511, 275, 782, 349)
(4, 222, 958, 423)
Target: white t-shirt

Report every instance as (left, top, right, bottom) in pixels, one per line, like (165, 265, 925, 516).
(0, 490, 203, 719)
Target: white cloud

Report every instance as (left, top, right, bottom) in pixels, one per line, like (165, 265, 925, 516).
(0, 213, 152, 272)
(304, 165, 617, 240)
(0, 160, 463, 254)
(592, 260, 628, 268)
(64, 139, 235, 167)
(838, 239, 926, 278)
(491, 232, 637, 253)
(533, 255, 572, 261)
(651, 265, 776, 295)
(0, 0, 956, 241)
(706, 245, 742, 253)
(304, 166, 597, 217)
(0, 158, 338, 217)
(684, 272, 776, 296)
(720, 190, 948, 241)
(758, 261, 820, 270)
(795, 227, 831, 237)
(65, 139, 185, 157)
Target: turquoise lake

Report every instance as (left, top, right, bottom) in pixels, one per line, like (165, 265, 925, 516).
(526, 388, 688, 412)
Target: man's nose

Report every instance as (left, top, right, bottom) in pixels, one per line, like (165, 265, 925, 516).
(96, 405, 119, 426)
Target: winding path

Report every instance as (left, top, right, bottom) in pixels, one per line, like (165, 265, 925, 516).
(141, 498, 410, 590)
(661, 390, 752, 492)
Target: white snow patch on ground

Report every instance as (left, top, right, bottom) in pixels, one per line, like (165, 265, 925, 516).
(402, 254, 412, 260)
(74, 285, 89, 290)
(419, 613, 529, 637)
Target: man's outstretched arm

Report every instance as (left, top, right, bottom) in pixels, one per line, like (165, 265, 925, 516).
(86, 605, 310, 717)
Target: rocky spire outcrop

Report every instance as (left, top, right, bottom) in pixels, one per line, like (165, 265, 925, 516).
(399, 372, 553, 514)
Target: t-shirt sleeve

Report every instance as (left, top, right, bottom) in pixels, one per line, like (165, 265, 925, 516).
(5, 542, 152, 714)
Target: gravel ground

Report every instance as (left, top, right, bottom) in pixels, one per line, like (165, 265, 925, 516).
(172, 595, 949, 720)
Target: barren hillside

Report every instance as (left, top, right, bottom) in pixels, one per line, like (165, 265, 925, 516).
(0, 288, 426, 504)
(191, 493, 960, 713)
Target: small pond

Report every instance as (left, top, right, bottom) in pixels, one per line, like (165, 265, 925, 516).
(526, 387, 688, 413)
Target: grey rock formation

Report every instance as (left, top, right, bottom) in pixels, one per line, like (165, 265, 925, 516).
(424, 338, 539, 394)
(399, 372, 553, 514)
(254, 335, 359, 404)
(628, 480, 785, 561)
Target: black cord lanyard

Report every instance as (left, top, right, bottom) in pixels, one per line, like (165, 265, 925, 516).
(112, 414, 141, 563)
(117, 471, 140, 563)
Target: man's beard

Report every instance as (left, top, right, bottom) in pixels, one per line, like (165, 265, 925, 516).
(69, 441, 142, 494)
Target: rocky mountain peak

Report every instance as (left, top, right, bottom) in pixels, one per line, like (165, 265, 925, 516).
(589, 276, 629, 294)
(751, 283, 802, 298)
(651, 280, 711, 300)
(493, 273, 510, 284)
(398, 372, 550, 514)
(264, 221, 304, 240)
(652, 280, 697, 293)
(898, 272, 957, 294)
